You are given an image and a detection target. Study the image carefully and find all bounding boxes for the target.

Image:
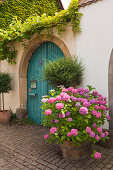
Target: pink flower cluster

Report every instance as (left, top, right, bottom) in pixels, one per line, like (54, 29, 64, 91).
(94, 152, 101, 159)
(50, 127, 57, 134)
(44, 134, 49, 140)
(79, 107, 88, 115)
(45, 109, 52, 115)
(67, 129, 78, 137)
(56, 103, 64, 109)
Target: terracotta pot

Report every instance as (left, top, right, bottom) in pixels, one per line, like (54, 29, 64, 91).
(60, 141, 92, 160)
(0, 110, 11, 124)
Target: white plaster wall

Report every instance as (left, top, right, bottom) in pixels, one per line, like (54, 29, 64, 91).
(76, 0, 113, 128)
(0, 23, 76, 113)
(0, 42, 24, 113)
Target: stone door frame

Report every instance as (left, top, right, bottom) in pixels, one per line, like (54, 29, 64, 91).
(18, 34, 71, 117)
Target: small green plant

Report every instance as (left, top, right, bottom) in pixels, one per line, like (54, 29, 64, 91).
(0, 72, 12, 111)
(9, 117, 37, 125)
(42, 57, 84, 88)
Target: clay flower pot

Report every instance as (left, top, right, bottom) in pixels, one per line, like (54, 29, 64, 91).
(0, 110, 11, 124)
(60, 141, 92, 160)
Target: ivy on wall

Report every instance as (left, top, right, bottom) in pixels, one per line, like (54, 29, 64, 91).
(0, 0, 60, 29)
(0, 0, 82, 64)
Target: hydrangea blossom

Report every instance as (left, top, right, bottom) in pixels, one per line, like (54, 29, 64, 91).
(71, 129, 78, 136)
(97, 127, 102, 133)
(45, 109, 52, 115)
(44, 134, 49, 140)
(50, 127, 57, 134)
(68, 118, 72, 122)
(86, 127, 91, 133)
(66, 111, 71, 117)
(94, 152, 101, 159)
(56, 103, 64, 109)
(79, 107, 88, 115)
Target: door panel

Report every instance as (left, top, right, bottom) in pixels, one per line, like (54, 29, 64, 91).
(27, 41, 64, 124)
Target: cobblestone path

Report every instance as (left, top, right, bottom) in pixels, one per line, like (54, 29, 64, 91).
(0, 124, 113, 170)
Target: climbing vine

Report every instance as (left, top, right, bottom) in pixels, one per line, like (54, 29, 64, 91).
(0, 0, 60, 29)
(0, 0, 82, 64)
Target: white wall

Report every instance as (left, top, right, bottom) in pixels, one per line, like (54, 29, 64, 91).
(76, 0, 113, 128)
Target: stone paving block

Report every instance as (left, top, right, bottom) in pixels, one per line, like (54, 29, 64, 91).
(37, 164, 46, 169)
(104, 163, 113, 168)
(48, 164, 58, 170)
(37, 159, 49, 166)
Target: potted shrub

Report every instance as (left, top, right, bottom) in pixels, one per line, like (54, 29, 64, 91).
(41, 86, 110, 160)
(0, 72, 12, 124)
(42, 57, 84, 88)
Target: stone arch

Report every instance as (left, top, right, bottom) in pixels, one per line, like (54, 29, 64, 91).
(18, 34, 71, 115)
(108, 48, 113, 130)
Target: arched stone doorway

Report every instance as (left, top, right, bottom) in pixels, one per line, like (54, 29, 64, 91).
(17, 34, 71, 118)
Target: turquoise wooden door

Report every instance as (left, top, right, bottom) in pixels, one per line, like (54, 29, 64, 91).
(27, 41, 64, 124)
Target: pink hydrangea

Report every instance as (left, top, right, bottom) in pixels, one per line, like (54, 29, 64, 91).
(72, 89, 77, 94)
(55, 119, 59, 123)
(100, 133, 105, 138)
(86, 127, 91, 133)
(82, 99, 88, 103)
(96, 112, 101, 119)
(79, 107, 88, 115)
(78, 98, 82, 102)
(71, 129, 78, 136)
(98, 97, 103, 101)
(94, 152, 101, 159)
(67, 132, 72, 137)
(68, 118, 72, 122)
(85, 89, 89, 93)
(80, 92, 84, 96)
(62, 93, 70, 101)
(89, 100, 95, 104)
(85, 94, 89, 98)
(100, 105, 106, 111)
(66, 112, 71, 117)
(91, 110, 97, 116)
(102, 101, 106, 105)
(45, 109, 52, 115)
(97, 127, 102, 133)
(68, 87, 74, 91)
(60, 92, 66, 98)
(62, 88, 68, 92)
(83, 102, 91, 107)
(41, 98, 48, 103)
(76, 103, 81, 108)
(72, 97, 78, 102)
(48, 98, 56, 103)
(92, 90, 98, 96)
(89, 131, 95, 138)
(92, 123, 96, 128)
(56, 95, 62, 101)
(44, 134, 49, 140)
(104, 131, 109, 136)
(94, 105, 100, 110)
(106, 115, 111, 120)
(56, 103, 64, 109)
(59, 113, 65, 118)
(50, 127, 57, 134)
(95, 135, 100, 141)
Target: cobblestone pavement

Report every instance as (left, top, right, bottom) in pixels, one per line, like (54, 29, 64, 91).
(0, 124, 113, 170)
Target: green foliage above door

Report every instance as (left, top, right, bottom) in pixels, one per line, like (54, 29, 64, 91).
(0, 0, 61, 29)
